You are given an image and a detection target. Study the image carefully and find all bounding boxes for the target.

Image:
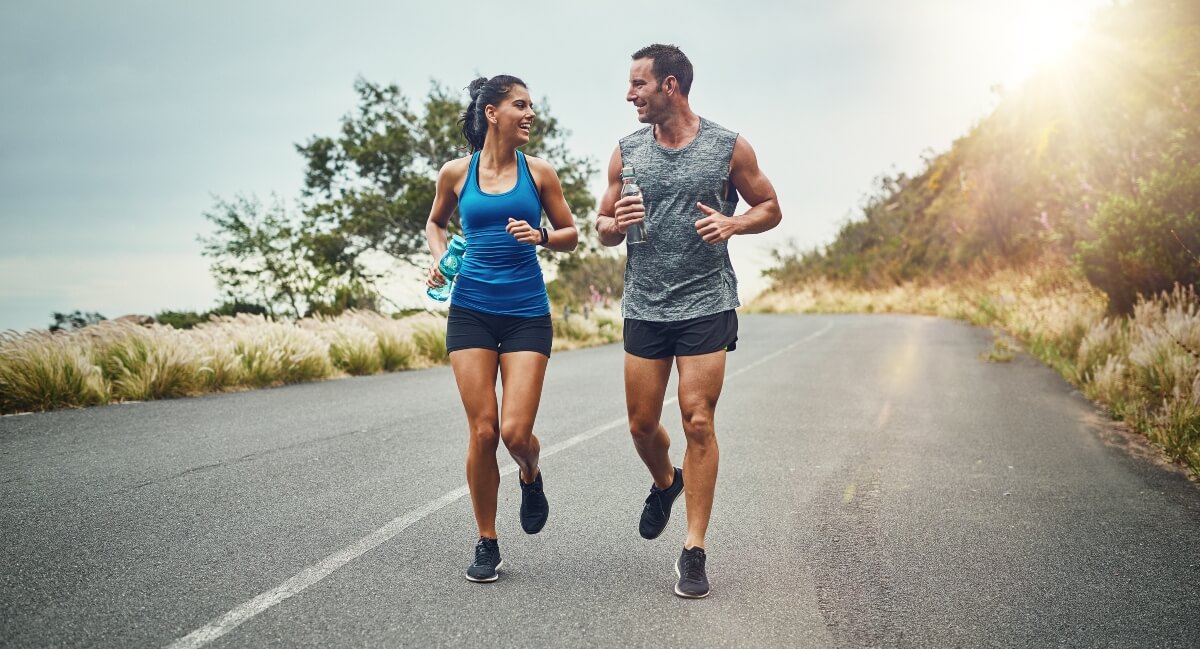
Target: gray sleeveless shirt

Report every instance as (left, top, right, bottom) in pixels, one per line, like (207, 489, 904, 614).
(619, 117, 741, 321)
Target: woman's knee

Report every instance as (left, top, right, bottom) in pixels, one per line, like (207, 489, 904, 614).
(500, 422, 536, 454)
(469, 422, 500, 450)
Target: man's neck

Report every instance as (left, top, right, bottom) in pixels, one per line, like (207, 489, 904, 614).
(653, 109, 702, 149)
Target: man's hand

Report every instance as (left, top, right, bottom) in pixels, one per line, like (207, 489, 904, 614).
(613, 195, 646, 234)
(695, 202, 740, 243)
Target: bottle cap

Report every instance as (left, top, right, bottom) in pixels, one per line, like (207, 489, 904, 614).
(620, 165, 635, 178)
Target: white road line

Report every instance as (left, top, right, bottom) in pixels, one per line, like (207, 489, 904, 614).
(166, 320, 832, 649)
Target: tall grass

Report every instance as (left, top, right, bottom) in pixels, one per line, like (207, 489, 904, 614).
(0, 307, 623, 415)
(0, 330, 108, 412)
(751, 264, 1200, 477)
(552, 307, 623, 352)
(0, 310, 451, 414)
(76, 320, 221, 401)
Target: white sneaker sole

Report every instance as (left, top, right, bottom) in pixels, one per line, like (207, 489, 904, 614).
(464, 559, 503, 583)
(673, 558, 710, 598)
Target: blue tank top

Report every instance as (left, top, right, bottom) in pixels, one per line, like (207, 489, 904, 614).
(452, 151, 550, 317)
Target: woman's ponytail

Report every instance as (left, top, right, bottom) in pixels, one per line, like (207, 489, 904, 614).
(457, 74, 527, 153)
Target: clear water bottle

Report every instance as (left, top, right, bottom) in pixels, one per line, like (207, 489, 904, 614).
(620, 166, 648, 245)
(426, 234, 467, 302)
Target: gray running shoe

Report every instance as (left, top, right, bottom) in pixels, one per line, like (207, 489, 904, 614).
(465, 537, 502, 583)
(519, 471, 549, 534)
(674, 546, 710, 598)
(639, 466, 683, 539)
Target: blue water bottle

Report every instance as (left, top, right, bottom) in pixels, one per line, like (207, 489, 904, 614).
(427, 234, 467, 302)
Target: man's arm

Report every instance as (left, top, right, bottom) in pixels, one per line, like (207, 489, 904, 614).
(595, 146, 645, 247)
(694, 135, 782, 243)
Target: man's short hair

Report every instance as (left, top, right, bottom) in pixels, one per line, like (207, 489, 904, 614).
(631, 44, 693, 96)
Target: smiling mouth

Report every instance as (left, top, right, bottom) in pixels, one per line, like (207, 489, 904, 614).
(518, 122, 532, 132)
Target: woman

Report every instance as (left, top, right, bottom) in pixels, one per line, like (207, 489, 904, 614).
(424, 74, 578, 583)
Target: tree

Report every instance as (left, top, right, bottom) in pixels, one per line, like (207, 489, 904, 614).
(201, 78, 600, 317)
(295, 79, 598, 274)
(49, 311, 105, 332)
(198, 195, 364, 319)
(547, 252, 625, 309)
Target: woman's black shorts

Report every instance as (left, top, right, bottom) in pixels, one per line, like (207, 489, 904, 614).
(446, 304, 553, 357)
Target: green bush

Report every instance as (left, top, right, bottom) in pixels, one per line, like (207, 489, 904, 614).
(155, 310, 208, 330)
(210, 301, 270, 318)
(1077, 161, 1200, 314)
(306, 283, 382, 318)
(157, 302, 270, 329)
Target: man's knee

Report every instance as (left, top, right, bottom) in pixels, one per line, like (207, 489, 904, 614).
(628, 416, 661, 442)
(681, 406, 717, 443)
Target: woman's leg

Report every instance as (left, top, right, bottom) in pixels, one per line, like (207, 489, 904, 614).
(450, 348, 501, 538)
(498, 351, 549, 483)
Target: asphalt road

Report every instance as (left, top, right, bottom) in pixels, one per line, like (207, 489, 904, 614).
(2, 314, 1198, 648)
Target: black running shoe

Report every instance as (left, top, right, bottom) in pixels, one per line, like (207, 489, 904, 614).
(639, 466, 683, 540)
(674, 546, 710, 598)
(465, 537, 502, 583)
(519, 470, 548, 534)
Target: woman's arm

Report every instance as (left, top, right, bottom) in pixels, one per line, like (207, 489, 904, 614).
(510, 156, 578, 252)
(425, 159, 466, 287)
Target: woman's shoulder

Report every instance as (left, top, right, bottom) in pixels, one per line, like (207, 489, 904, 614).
(438, 155, 473, 180)
(521, 152, 558, 179)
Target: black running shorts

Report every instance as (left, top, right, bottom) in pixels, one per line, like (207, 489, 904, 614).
(446, 304, 553, 357)
(623, 310, 738, 359)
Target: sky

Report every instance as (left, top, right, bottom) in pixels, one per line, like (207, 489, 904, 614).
(0, 0, 1109, 332)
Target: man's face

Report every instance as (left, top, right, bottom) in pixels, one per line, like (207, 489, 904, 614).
(627, 58, 667, 124)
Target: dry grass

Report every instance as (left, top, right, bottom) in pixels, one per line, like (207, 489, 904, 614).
(552, 307, 623, 352)
(0, 307, 623, 416)
(750, 264, 1200, 477)
(0, 310, 443, 413)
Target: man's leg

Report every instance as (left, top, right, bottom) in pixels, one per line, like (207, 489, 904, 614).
(675, 350, 726, 550)
(624, 353, 674, 487)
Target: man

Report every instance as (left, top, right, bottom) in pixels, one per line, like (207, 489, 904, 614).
(596, 43, 782, 598)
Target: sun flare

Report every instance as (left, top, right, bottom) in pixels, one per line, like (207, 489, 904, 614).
(998, 0, 1104, 86)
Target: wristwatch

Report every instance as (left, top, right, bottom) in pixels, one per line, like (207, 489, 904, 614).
(538, 227, 549, 246)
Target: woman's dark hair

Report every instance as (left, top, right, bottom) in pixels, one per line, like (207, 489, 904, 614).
(460, 74, 527, 152)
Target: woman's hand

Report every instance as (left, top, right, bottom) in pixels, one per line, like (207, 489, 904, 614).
(506, 218, 541, 245)
(426, 261, 447, 289)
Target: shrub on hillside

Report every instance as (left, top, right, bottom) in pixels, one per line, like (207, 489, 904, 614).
(1077, 161, 1200, 313)
(155, 302, 270, 330)
(155, 310, 208, 330)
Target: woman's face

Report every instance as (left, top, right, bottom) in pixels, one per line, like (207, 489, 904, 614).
(487, 85, 535, 145)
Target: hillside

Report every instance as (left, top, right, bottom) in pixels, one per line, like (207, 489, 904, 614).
(766, 0, 1200, 309)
